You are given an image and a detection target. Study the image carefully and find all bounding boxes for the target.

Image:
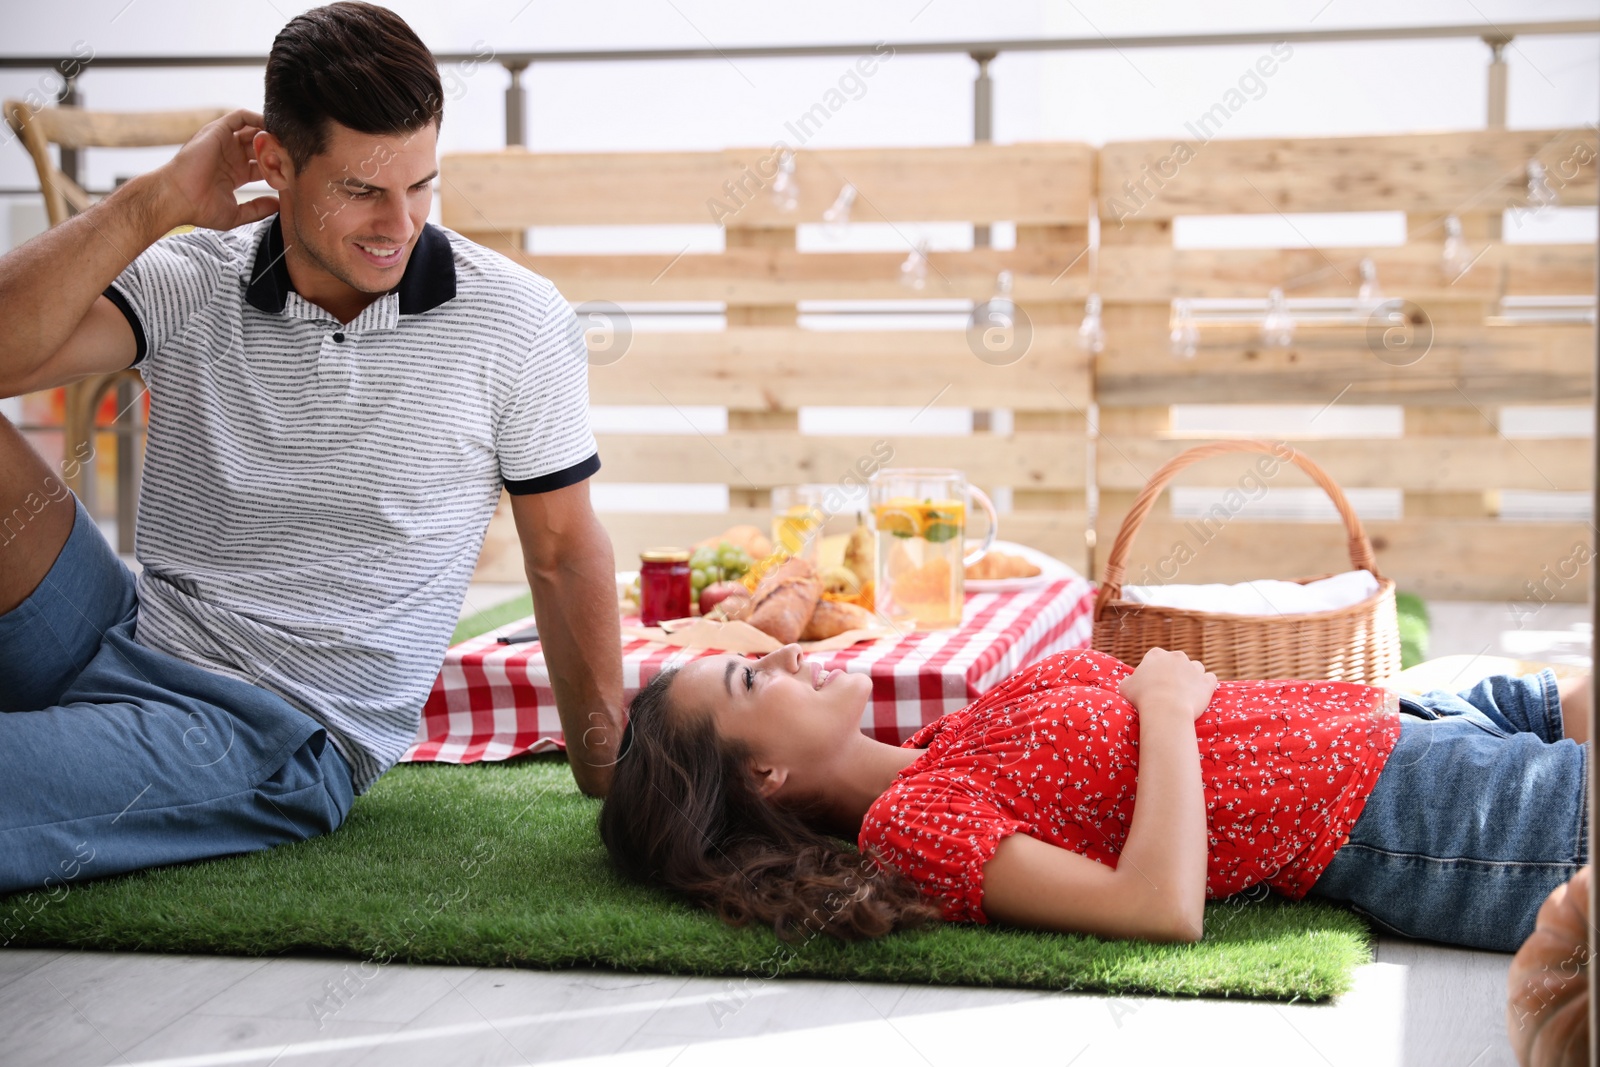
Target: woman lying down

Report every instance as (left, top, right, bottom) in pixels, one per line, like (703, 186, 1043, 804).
(598, 646, 1591, 954)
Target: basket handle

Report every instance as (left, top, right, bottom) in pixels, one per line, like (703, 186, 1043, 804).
(1094, 440, 1384, 620)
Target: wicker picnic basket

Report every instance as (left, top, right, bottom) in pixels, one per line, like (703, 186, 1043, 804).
(1092, 440, 1402, 683)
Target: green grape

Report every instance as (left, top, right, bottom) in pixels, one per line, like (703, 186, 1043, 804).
(691, 567, 709, 590)
(716, 546, 742, 571)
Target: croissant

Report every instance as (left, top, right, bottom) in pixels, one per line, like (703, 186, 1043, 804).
(965, 551, 1042, 581)
(800, 599, 878, 641)
(746, 558, 822, 644)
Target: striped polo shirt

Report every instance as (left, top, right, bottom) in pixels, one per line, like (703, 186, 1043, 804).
(103, 215, 600, 793)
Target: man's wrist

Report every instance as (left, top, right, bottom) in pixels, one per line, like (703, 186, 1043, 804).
(117, 170, 187, 242)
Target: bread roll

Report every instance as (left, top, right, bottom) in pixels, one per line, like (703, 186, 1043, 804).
(746, 558, 822, 644)
(800, 599, 878, 641)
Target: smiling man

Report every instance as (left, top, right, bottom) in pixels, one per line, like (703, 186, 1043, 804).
(0, 2, 622, 894)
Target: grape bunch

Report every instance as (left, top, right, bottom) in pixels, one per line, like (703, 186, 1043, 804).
(690, 542, 753, 600)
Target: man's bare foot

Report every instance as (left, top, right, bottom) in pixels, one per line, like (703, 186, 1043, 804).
(1557, 674, 1590, 745)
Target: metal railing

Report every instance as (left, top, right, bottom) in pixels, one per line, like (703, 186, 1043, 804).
(2, 18, 1596, 178)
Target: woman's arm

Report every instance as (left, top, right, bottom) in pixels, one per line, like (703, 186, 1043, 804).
(981, 648, 1215, 942)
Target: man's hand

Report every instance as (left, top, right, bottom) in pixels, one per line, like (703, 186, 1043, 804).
(149, 108, 280, 233)
(1119, 647, 1218, 722)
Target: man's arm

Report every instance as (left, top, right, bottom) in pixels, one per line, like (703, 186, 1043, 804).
(0, 174, 160, 397)
(509, 479, 624, 798)
(0, 108, 279, 397)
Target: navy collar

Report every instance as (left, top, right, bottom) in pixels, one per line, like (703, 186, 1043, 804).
(244, 214, 457, 317)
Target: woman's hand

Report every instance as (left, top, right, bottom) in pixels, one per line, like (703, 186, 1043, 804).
(1118, 647, 1218, 722)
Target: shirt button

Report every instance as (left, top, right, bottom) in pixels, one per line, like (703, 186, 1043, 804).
(332, 332, 346, 343)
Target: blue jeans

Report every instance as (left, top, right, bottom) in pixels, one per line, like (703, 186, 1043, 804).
(0, 494, 353, 897)
(1306, 670, 1588, 952)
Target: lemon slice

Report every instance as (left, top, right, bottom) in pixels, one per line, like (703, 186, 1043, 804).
(874, 507, 920, 538)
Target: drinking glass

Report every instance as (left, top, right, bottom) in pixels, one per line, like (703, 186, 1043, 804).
(770, 484, 831, 565)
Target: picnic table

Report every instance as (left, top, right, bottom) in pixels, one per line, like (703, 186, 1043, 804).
(402, 576, 1097, 764)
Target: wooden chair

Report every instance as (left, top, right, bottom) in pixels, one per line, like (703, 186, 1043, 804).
(2, 100, 227, 534)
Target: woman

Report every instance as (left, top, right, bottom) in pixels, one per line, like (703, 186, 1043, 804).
(597, 645, 1590, 953)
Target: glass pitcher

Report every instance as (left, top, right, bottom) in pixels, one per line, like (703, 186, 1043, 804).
(869, 468, 997, 629)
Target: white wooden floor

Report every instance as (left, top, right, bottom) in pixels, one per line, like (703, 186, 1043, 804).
(0, 938, 1520, 1067)
(4, 550, 1588, 1066)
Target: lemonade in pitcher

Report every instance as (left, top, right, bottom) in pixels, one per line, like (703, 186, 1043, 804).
(869, 470, 996, 630)
(874, 497, 965, 627)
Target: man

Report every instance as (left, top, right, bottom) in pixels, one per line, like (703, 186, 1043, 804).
(0, 2, 623, 895)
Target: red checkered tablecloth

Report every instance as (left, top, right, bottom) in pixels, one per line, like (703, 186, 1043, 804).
(402, 576, 1097, 764)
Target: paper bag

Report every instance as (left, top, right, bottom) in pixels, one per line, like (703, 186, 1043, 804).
(620, 615, 909, 654)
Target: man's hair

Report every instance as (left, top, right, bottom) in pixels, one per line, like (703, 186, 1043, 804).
(263, 2, 443, 171)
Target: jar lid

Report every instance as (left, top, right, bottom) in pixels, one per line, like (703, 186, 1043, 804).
(640, 547, 691, 563)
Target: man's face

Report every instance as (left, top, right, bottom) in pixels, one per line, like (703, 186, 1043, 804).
(258, 120, 438, 299)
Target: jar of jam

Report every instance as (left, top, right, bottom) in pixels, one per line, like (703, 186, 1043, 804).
(639, 548, 692, 627)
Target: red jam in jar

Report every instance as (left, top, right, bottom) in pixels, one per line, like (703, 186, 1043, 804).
(639, 548, 692, 627)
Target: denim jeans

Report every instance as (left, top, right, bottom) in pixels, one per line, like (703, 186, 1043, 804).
(0, 493, 353, 896)
(1306, 669, 1587, 952)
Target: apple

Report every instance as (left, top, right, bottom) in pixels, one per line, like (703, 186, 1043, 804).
(701, 581, 750, 617)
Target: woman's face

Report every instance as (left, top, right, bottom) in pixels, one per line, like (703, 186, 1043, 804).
(669, 644, 873, 798)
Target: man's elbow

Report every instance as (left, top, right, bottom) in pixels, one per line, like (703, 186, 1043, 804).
(521, 536, 573, 580)
(522, 528, 610, 584)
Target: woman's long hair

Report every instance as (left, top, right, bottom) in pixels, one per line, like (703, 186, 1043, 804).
(597, 668, 943, 944)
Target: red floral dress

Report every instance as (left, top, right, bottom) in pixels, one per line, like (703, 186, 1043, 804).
(857, 649, 1402, 924)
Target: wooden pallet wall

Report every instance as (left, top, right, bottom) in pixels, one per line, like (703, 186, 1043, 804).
(442, 143, 1097, 580)
(444, 130, 1597, 602)
(1094, 127, 1597, 603)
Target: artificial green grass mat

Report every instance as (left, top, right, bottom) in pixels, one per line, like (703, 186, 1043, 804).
(450, 590, 534, 645)
(4, 756, 1372, 1001)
